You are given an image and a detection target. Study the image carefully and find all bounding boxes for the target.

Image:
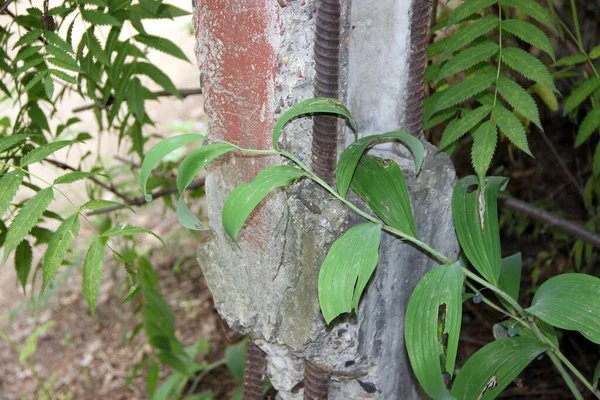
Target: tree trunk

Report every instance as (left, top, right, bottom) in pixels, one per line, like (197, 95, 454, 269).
(192, 1, 459, 398)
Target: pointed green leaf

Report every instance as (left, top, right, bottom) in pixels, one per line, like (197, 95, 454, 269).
(133, 34, 188, 62)
(590, 45, 600, 60)
(81, 199, 134, 213)
(502, 47, 557, 92)
(100, 224, 164, 245)
(176, 197, 207, 231)
(318, 223, 382, 323)
(563, 78, 600, 115)
(575, 107, 600, 148)
(140, 133, 205, 200)
(15, 239, 33, 292)
(436, 42, 499, 83)
(427, 36, 452, 59)
(350, 156, 417, 237)
(81, 9, 122, 26)
(0, 170, 24, 217)
(451, 337, 548, 399)
(44, 31, 74, 54)
(53, 171, 94, 185)
(406, 262, 464, 400)
(136, 62, 181, 99)
(471, 120, 498, 179)
(272, 97, 355, 150)
(439, 105, 492, 150)
(44, 76, 54, 99)
(46, 57, 81, 73)
(20, 140, 74, 167)
(443, 15, 498, 57)
(498, 253, 522, 303)
(85, 29, 109, 65)
(82, 237, 105, 316)
(0, 135, 27, 154)
(496, 75, 542, 130)
(222, 165, 305, 241)
(2, 187, 54, 264)
(336, 131, 424, 198)
(42, 214, 79, 289)
(493, 104, 532, 156)
(22, 71, 47, 93)
(423, 108, 457, 130)
(452, 176, 508, 285)
(434, 74, 495, 113)
(447, 0, 496, 26)
(530, 83, 558, 112)
(49, 69, 77, 84)
(12, 30, 42, 50)
(14, 46, 43, 63)
(527, 273, 600, 344)
(127, 77, 145, 123)
(225, 340, 247, 382)
(502, 19, 554, 60)
(503, 0, 554, 28)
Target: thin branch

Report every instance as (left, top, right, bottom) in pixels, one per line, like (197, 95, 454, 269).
(0, 0, 16, 14)
(499, 194, 600, 249)
(71, 88, 203, 113)
(86, 178, 205, 216)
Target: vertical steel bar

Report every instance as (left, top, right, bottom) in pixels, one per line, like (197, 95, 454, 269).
(242, 340, 268, 400)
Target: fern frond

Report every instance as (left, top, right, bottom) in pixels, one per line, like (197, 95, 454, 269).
(495, 75, 542, 130)
(471, 120, 498, 179)
(492, 103, 532, 156)
(563, 78, 600, 115)
(502, 47, 557, 92)
(447, 0, 496, 26)
(501, 19, 555, 61)
(436, 41, 499, 83)
(575, 107, 600, 147)
(443, 14, 498, 58)
(439, 104, 492, 150)
(434, 74, 495, 112)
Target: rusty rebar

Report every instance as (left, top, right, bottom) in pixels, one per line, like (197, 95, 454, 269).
(312, 0, 341, 185)
(304, 362, 330, 400)
(406, 0, 433, 137)
(242, 340, 268, 400)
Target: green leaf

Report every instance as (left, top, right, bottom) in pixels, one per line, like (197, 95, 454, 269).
(496, 75, 542, 130)
(81, 199, 134, 213)
(22, 71, 47, 93)
(53, 171, 94, 184)
(471, 120, 498, 179)
(336, 131, 424, 198)
(575, 107, 600, 148)
(501, 19, 555, 60)
(175, 144, 235, 230)
(502, 47, 557, 92)
(434, 74, 495, 113)
(81, 9, 122, 26)
(530, 83, 558, 112)
(423, 108, 457, 130)
(439, 105, 492, 150)
(19, 140, 74, 167)
(0, 170, 24, 217)
(498, 253, 522, 309)
(443, 15, 498, 57)
(46, 56, 81, 72)
(147, 362, 159, 397)
(318, 223, 382, 323)
(85, 29, 109, 65)
(527, 273, 600, 344)
(140, 133, 205, 201)
(44, 76, 54, 99)
(272, 97, 355, 150)
(136, 62, 181, 99)
(15, 239, 33, 292)
(447, 0, 496, 26)
(493, 104, 532, 156)
(436, 42, 499, 83)
(451, 337, 548, 399)
(225, 340, 247, 382)
(406, 262, 464, 400)
(19, 321, 56, 364)
(563, 78, 600, 116)
(100, 224, 165, 245)
(222, 166, 305, 241)
(28, 102, 50, 132)
(350, 156, 416, 237)
(2, 187, 54, 265)
(13, 30, 42, 50)
(14, 46, 43, 63)
(590, 45, 600, 60)
(503, 0, 554, 28)
(82, 237, 106, 316)
(127, 77, 145, 123)
(49, 69, 77, 84)
(452, 176, 508, 285)
(134, 34, 188, 62)
(44, 31, 74, 54)
(0, 135, 27, 154)
(42, 214, 79, 290)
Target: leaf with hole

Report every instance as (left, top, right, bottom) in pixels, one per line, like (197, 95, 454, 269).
(318, 223, 381, 324)
(272, 97, 355, 150)
(140, 133, 205, 200)
(336, 131, 423, 198)
(452, 176, 508, 285)
(350, 156, 416, 237)
(451, 337, 548, 399)
(2, 187, 54, 265)
(405, 262, 464, 400)
(526, 273, 600, 344)
(222, 166, 305, 242)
